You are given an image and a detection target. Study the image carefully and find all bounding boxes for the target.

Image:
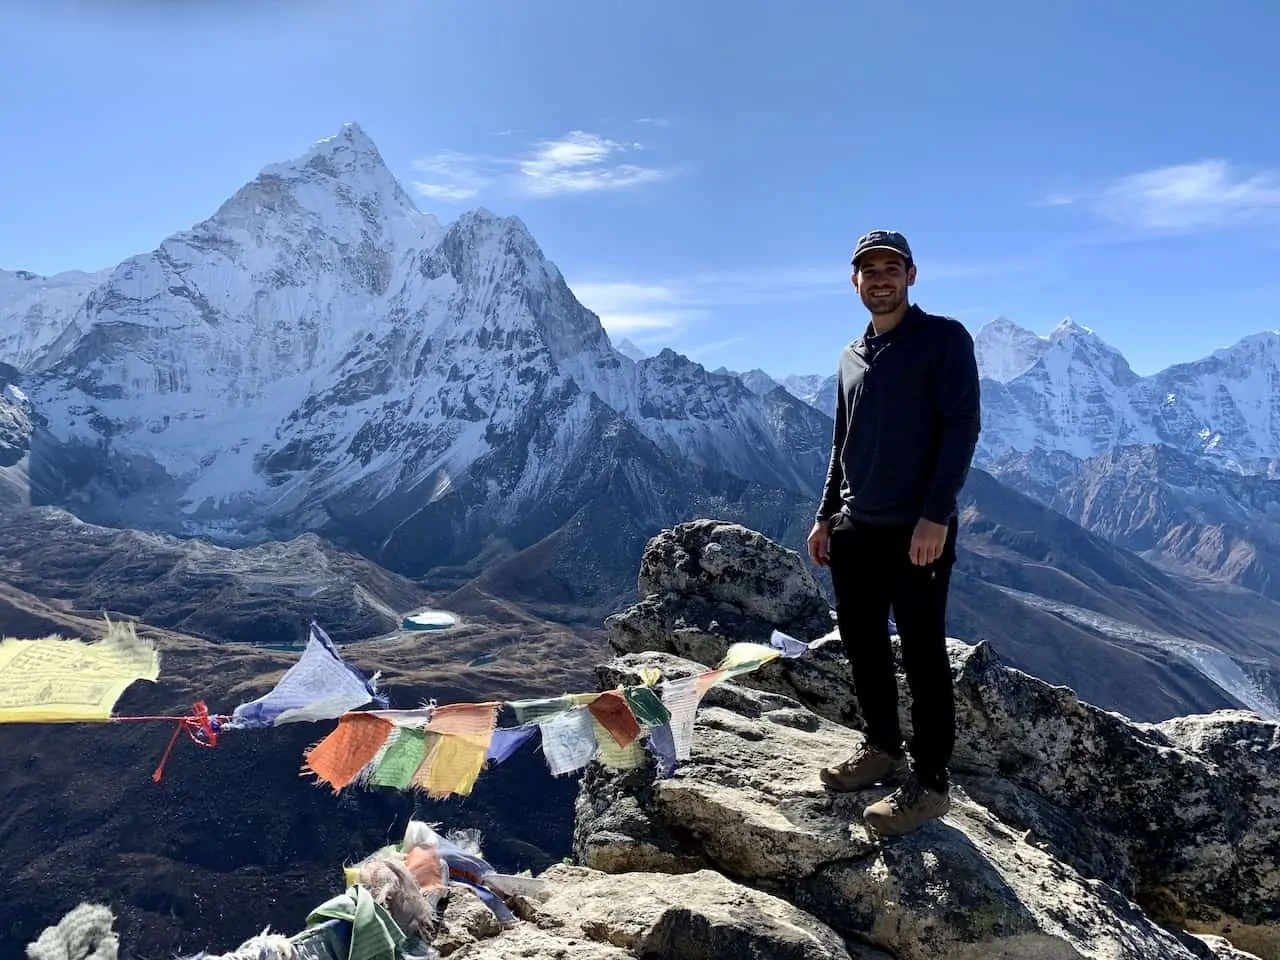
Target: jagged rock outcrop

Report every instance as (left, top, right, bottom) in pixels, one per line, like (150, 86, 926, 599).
(610, 519, 835, 645)
(590, 521, 1280, 960)
(604, 520, 852, 718)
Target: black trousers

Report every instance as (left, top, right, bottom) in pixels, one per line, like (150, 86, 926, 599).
(827, 512, 958, 789)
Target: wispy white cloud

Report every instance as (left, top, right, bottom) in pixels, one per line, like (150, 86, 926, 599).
(411, 130, 669, 202)
(635, 116, 671, 127)
(570, 281, 707, 336)
(519, 131, 665, 196)
(684, 335, 746, 360)
(1036, 192, 1077, 209)
(1041, 160, 1280, 232)
(411, 149, 496, 201)
(570, 266, 848, 344)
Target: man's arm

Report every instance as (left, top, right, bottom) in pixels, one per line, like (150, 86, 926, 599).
(921, 322, 981, 525)
(816, 364, 847, 522)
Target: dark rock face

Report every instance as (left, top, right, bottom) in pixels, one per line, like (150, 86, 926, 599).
(0, 364, 33, 477)
(633, 520, 833, 638)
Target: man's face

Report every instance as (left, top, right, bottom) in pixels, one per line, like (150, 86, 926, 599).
(852, 252, 916, 315)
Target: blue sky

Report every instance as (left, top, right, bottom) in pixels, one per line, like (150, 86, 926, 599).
(3, 0, 1278, 378)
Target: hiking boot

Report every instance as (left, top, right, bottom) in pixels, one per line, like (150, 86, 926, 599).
(862, 773, 951, 837)
(819, 742, 909, 792)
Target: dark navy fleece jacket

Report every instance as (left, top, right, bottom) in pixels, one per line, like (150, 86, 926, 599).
(817, 304, 981, 527)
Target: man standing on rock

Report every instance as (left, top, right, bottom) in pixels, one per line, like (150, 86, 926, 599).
(806, 229, 981, 837)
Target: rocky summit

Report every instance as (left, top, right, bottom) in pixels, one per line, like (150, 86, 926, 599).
(29, 520, 1279, 960)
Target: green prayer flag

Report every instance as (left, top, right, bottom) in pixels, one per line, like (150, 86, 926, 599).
(623, 686, 671, 726)
(509, 695, 572, 725)
(369, 728, 428, 790)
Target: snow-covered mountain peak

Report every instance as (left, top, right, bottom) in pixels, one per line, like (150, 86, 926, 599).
(1043, 316, 1139, 386)
(436, 209, 552, 278)
(1209, 330, 1280, 364)
(736, 368, 782, 396)
(974, 315, 1049, 383)
(1049, 317, 1100, 348)
(262, 122, 398, 190)
(243, 121, 440, 255)
(984, 315, 1034, 336)
(0, 267, 108, 371)
(613, 337, 648, 362)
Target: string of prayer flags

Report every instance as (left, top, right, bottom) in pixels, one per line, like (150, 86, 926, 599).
(0, 610, 818, 797)
(227, 622, 382, 730)
(0, 618, 160, 724)
(300, 633, 805, 795)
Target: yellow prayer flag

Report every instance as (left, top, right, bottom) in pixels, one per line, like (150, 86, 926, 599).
(591, 717, 645, 770)
(717, 642, 782, 673)
(0, 619, 161, 723)
(421, 734, 489, 798)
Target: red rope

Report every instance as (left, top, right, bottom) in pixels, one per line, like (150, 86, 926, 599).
(117, 700, 229, 782)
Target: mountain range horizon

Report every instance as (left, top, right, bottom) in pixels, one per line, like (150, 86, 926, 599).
(5, 122, 1276, 385)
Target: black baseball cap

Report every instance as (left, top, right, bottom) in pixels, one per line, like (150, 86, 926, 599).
(851, 229, 913, 268)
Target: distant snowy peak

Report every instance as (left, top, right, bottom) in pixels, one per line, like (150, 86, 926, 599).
(785, 313, 1280, 471)
(0, 268, 107, 371)
(781, 374, 830, 404)
(736, 368, 782, 396)
(614, 338, 648, 362)
(1201, 330, 1280, 371)
(974, 316, 1049, 383)
(1045, 317, 1139, 387)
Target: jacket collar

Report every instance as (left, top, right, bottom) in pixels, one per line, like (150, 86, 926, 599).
(852, 303, 922, 357)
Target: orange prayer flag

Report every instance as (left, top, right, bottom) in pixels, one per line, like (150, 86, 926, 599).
(425, 702, 500, 744)
(301, 713, 394, 792)
(587, 690, 642, 747)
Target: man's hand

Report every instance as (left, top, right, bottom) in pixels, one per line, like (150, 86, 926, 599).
(806, 520, 831, 567)
(909, 517, 948, 566)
